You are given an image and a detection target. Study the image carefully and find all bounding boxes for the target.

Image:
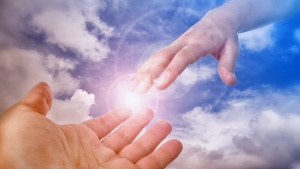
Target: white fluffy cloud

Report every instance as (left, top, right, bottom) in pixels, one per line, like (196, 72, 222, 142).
(178, 65, 217, 88)
(294, 29, 300, 43)
(48, 89, 94, 124)
(157, 64, 217, 100)
(0, 0, 111, 123)
(0, 0, 114, 62)
(288, 29, 300, 54)
(169, 86, 300, 169)
(0, 48, 78, 106)
(0, 48, 93, 124)
(239, 24, 275, 52)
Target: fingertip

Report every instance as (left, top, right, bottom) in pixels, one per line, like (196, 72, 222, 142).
(224, 73, 237, 86)
(171, 139, 183, 151)
(164, 139, 183, 158)
(19, 82, 53, 116)
(218, 67, 237, 86)
(135, 80, 152, 94)
(154, 70, 171, 90)
(133, 108, 155, 122)
(155, 82, 171, 91)
(35, 82, 53, 107)
(38, 82, 53, 105)
(157, 120, 173, 133)
(132, 72, 155, 94)
(113, 107, 133, 120)
(141, 108, 155, 117)
(37, 81, 50, 87)
(131, 75, 141, 91)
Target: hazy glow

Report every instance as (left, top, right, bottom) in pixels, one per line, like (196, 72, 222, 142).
(117, 90, 144, 112)
(107, 74, 159, 113)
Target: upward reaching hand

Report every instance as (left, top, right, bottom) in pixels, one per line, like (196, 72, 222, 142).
(0, 82, 182, 169)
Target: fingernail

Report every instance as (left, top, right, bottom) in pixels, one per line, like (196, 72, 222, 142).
(232, 73, 237, 83)
(155, 71, 170, 87)
(230, 73, 237, 81)
(227, 73, 237, 85)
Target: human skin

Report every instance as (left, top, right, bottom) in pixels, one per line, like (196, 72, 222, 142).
(0, 82, 183, 169)
(132, 0, 299, 94)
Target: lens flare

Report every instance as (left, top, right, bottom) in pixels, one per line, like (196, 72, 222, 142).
(117, 90, 143, 111)
(107, 74, 159, 113)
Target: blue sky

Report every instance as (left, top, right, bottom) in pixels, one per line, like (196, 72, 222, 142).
(0, 0, 300, 168)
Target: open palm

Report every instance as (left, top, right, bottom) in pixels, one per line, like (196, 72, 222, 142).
(0, 83, 182, 169)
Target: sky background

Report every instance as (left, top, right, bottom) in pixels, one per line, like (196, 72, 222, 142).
(1, 0, 300, 168)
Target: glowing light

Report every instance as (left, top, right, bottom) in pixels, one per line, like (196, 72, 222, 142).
(117, 90, 144, 112)
(107, 74, 159, 113)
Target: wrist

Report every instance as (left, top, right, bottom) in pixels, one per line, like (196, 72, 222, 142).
(202, 8, 239, 34)
(0, 118, 15, 169)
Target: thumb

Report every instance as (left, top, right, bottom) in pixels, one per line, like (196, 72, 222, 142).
(218, 37, 240, 86)
(16, 82, 53, 116)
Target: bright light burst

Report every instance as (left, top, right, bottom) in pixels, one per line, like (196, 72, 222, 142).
(107, 74, 159, 113)
(117, 90, 143, 111)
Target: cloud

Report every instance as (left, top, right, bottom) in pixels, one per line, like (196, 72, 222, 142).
(0, 0, 113, 123)
(0, 0, 114, 62)
(0, 48, 78, 104)
(288, 45, 300, 55)
(48, 89, 94, 124)
(287, 29, 300, 54)
(154, 64, 217, 100)
(110, 0, 128, 10)
(0, 47, 93, 124)
(239, 24, 275, 52)
(169, 86, 300, 169)
(46, 54, 76, 72)
(178, 64, 217, 88)
(294, 29, 300, 42)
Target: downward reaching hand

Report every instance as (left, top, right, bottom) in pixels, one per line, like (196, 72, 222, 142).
(132, 8, 240, 94)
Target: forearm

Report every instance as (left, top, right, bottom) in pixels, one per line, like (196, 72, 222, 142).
(206, 0, 299, 33)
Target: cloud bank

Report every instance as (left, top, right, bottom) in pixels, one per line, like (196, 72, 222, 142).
(0, 0, 114, 62)
(239, 24, 275, 52)
(169, 87, 300, 169)
(0, 48, 94, 124)
(0, 0, 113, 124)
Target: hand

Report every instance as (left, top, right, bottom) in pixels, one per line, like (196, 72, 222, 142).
(0, 82, 182, 169)
(132, 10, 240, 93)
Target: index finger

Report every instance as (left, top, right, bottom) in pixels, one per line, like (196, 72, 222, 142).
(82, 108, 132, 140)
(132, 43, 184, 94)
(155, 41, 212, 90)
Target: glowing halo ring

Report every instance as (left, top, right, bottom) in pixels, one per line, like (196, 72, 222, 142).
(106, 74, 160, 114)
